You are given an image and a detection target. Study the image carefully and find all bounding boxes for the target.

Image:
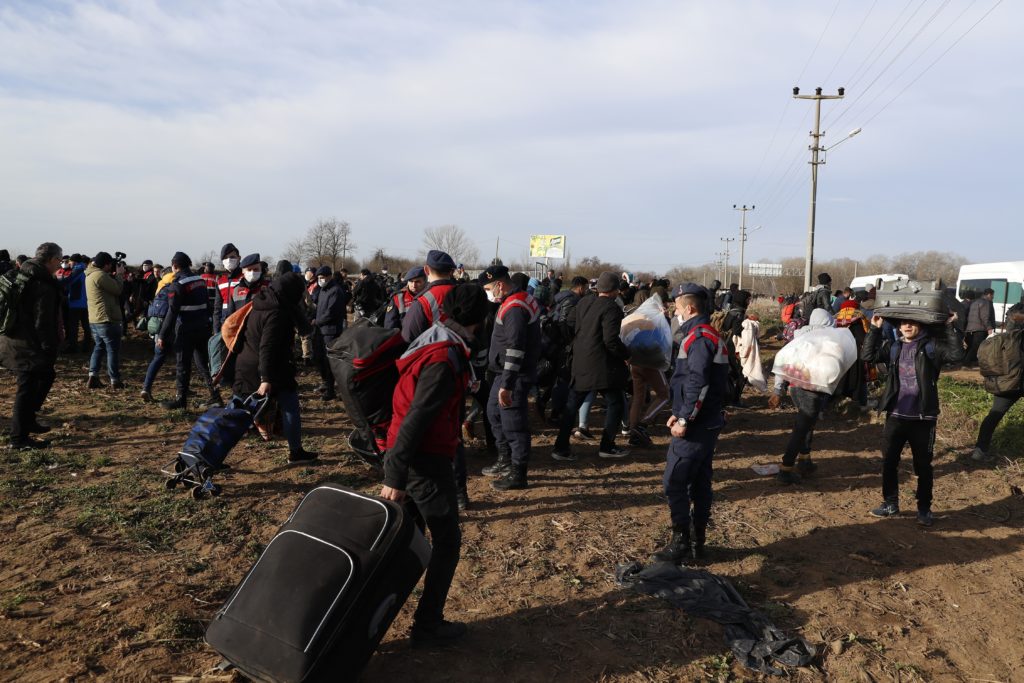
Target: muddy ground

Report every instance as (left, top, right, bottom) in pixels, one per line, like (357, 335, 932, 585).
(1, 332, 1023, 682)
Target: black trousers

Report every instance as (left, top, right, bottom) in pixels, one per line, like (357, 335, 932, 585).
(405, 455, 462, 626)
(975, 391, 1023, 452)
(11, 367, 56, 439)
(66, 308, 92, 350)
(317, 333, 337, 394)
(963, 330, 987, 364)
(881, 416, 935, 511)
(174, 330, 213, 397)
(782, 387, 829, 467)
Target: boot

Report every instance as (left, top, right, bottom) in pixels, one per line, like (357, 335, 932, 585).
(482, 454, 511, 477)
(205, 387, 224, 408)
(491, 466, 528, 491)
(650, 527, 690, 564)
(161, 395, 187, 410)
(693, 526, 707, 561)
(456, 489, 470, 511)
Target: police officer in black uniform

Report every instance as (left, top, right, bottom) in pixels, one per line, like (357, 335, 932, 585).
(652, 283, 729, 563)
(157, 252, 218, 410)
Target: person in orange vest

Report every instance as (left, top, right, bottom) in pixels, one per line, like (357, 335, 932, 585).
(383, 266, 426, 330)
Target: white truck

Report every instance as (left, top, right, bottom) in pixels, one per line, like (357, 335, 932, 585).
(956, 261, 1024, 326)
(849, 273, 910, 293)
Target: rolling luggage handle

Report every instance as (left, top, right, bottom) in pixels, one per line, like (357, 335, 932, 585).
(241, 393, 270, 424)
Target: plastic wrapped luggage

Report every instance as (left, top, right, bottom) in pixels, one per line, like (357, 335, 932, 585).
(872, 277, 949, 325)
(620, 296, 672, 370)
(772, 327, 858, 395)
(205, 485, 431, 683)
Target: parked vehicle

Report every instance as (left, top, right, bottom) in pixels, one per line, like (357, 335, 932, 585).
(956, 261, 1024, 327)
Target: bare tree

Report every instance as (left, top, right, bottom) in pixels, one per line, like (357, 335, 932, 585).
(422, 224, 480, 267)
(303, 218, 357, 271)
(281, 237, 306, 265)
(198, 250, 218, 267)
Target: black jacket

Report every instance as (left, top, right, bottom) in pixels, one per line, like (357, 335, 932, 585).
(570, 294, 631, 392)
(861, 324, 963, 418)
(352, 276, 383, 311)
(234, 286, 299, 396)
(315, 280, 349, 338)
(0, 259, 62, 372)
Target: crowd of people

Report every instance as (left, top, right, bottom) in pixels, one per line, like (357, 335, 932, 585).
(1, 242, 1022, 646)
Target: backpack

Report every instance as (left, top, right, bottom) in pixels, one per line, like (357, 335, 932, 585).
(708, 310, 727, 333)
(210, 302, 254, 384)
(782, 317, 806, 342)
(327, 322, 407, 468)
(978, 330, 1024, 397)
(0, 269, 30, 336)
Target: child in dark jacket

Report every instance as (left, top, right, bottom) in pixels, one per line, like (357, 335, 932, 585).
(860, 314, 962, 526)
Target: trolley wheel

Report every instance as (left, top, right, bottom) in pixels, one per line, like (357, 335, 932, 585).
(209, 484, 223, 497)
(165, 478, 178, 490)
(190, 486, 204, 500)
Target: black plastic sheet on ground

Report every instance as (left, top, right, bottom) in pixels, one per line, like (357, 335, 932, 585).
(616, 561, 816, 676)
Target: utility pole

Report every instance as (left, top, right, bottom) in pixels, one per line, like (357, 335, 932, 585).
(720, 237, 735, 287)
(793, 86, 844, 292)
(714, 252, 726, 284)
(733, 204, 754, 290)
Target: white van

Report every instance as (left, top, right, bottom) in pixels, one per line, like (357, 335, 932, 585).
(956, 261, 1024, 326)
(850, 273, 910, 293)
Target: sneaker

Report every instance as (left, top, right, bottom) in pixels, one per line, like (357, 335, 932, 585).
(776, 469, 801, 485)
(572, 427, 594, 440)
(551, 448, 577, 462)
(9, 436, 50, 451)
(627, 428, 653, 448)
(86, 375, 102, 389)
(916, 510, 934, 527)
(598, 446, 630, 459)
(795, 458, 818, 475)
(139, 389, 153, 402)
(970, 447, 993, 463)
(410, 620, 468, 647)
(287, 449, 319, 465)
(620, 422, 630, 436)
(869, 502, 900, 518)
(456, 490, 470, 511)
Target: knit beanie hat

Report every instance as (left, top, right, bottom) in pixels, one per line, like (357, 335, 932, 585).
(442, 284, 490, 327)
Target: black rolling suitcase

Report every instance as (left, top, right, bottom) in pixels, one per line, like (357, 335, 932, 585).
(873, 277, 950, 325)
(205, 485, 431, 683)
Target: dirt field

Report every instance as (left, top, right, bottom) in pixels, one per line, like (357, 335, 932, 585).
(2, 332, 1023, 682)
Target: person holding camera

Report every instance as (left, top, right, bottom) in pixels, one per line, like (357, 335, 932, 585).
(85, 251, 126, 389)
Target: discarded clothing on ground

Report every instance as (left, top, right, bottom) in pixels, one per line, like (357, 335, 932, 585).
(616, 561, 815, 675)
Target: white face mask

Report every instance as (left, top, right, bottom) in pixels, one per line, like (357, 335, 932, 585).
(318, 278, 328, 288)
(485, 287, 497, 303)
(142, 264, 152, 272)
(223, 257, 239, 271)
(244, 269, 262, 283)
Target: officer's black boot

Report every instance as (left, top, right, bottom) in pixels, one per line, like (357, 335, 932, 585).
(693, 525, 708, 561)
(161, 393, 188, 410)
(491, 465, 527, 491)
(482, 454, 511, 477)
(456, 488, 470, 511)
(650, 527, 690, 564)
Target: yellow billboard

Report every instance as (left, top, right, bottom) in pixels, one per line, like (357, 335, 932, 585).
(529, 234, 566, 259)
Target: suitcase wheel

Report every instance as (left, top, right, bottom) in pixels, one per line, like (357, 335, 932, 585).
(190, 486, 204, 500)
(209, 484, 222, 497)
(165, 478, 178, 490)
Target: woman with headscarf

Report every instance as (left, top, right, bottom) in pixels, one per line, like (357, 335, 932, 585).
(772, 308, 835, 484)
(233, 271, 316, 464)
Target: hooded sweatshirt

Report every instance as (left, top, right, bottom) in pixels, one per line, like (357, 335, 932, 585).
(85, 264, 124, 324)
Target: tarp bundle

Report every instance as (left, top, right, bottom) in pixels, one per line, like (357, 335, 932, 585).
(620, 296, 672, 370)
(616, 561, 816, 676)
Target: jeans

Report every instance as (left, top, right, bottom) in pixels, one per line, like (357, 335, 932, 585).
(89, 323, 123, 381)
(11, 367, 57, 439)
(142, 340, 168, 393)
(663, 424, 719, 531)
(405, 455, 461, 626)
(975, 391, 1023, 452)
(781, 387, 829, 467)
(578, 390, 596, 427)
(275, 389, 303, 454)
(555, 388, 625, 451)
(881, 416, 936, 511)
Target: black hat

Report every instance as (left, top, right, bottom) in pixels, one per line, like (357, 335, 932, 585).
(316, 265, 332, 277)
(404, 266, 426, 281)
(477, 264, 510, 284)
(596, 271, 619, 293)
(171, 251, 192, 267)
(360, 268, 372, 276)
(220, 243, 239, 260)
(142, 259, 153, 265)
(240, 253, 260, 269)
(818, 272, 832, 285)
(426, 249, 456, 271)
(275, 259, 293, 276)
(671, 282, 707, 299)
(93, 251, 113, 268)
(442, 284, 490, 327)
(710, 279, 722, 290)
(272, 271, 305, 304)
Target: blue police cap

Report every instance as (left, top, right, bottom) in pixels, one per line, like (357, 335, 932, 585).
(316, 265, 332, 277)
(240, 253, 261, 268)
(425, 250, 456, 271)
(477, 264, 509, 284)
(404, 266, 426, 281)
(671, 282, 708, 299)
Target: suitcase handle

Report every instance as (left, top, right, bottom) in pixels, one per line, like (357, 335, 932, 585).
(242, 393, 270, 421)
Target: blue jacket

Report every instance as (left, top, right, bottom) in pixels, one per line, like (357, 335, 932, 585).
(670, 314, 730, 429)
(488, 289, 542, 389)
(67, 264, 88, 310)
(158, 269, 211, 343)
(315, 280, 349, 339)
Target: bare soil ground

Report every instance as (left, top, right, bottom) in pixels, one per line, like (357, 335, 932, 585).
(2, 332, 1023, 682)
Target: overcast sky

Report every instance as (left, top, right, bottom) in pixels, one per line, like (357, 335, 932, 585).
(1, 0, 1019, 271)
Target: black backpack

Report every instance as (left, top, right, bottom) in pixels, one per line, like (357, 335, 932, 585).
(328, 322, 407, 469)
(978, 330, 1024, 397)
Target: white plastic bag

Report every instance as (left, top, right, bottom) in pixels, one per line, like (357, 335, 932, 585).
(621, 296, 672, 370)
(772, 327, 858, 395)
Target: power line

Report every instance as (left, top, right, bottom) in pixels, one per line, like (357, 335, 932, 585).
(844, 0, 926, 94)
(820, 0, 880, 86)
